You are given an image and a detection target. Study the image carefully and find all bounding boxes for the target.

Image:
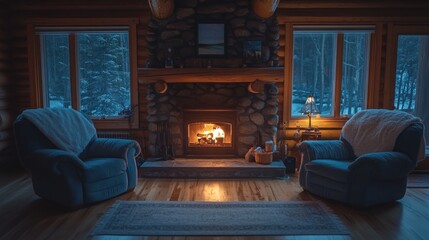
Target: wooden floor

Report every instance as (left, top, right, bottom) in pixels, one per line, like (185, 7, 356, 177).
(1, 169, 429, 240)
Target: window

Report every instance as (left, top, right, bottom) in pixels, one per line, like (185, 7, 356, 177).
(291, 32, 336, 117)
(29, 19, 138, 129)
(341, 34, 370, 116)
(393, 33, 429, 147)
(40, 33, 71, 108)
(40, 31, 131, 117)
(290, 27, 372, 121)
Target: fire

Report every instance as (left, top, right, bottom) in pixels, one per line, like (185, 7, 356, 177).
(213, 126, 225, 139)
(196, 124, 225, 144)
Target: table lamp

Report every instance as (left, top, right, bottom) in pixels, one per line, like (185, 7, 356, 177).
(300, 95, 319, 130)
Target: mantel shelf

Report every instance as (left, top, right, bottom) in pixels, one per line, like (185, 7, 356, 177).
(138, 67, 284, 84)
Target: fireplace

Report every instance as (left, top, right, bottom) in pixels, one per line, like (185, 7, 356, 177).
(145, 82, 279, 159)
(184, 109, 236, 157)
(142, 0, 282, 159)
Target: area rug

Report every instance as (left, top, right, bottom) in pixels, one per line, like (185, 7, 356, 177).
(407, 173, 429, 188)
(91, 201, 349, 236)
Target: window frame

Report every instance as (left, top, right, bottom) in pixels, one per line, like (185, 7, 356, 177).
(384, 24, 429, 110)
(384, 24, 429, 152)
(283, 24, 380, 129)
(28, 18, 139, 129)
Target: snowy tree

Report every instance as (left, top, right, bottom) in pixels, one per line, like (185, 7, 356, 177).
(41, 31, 131, 118)
(78, 32, 130, 117)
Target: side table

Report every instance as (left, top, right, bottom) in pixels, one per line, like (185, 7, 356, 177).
(301, 131, 322, 141)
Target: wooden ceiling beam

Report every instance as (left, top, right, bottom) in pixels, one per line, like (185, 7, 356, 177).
(278, 1, 429, 9)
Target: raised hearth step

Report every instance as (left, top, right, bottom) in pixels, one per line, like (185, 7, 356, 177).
(139, 158, 286, 178)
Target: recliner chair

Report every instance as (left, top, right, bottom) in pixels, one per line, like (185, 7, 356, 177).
(14, 108, 141, 208)
(299, 109, 424, 207)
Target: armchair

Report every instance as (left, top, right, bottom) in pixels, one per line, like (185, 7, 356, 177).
(299, 109, 424, 207)
(13, 108, 141, 208)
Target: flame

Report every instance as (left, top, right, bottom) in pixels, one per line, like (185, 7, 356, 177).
(196, 124, 225, 144)
(213, 126, 225, 140)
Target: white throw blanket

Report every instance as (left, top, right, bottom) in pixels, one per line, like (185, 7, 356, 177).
(22, 108, 97, 155)
(342, 109, 426, 163)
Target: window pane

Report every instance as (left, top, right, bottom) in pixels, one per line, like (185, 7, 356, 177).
(395, 35, 429, 146)
(40, 33, 71, 108)
(340, 33, 370, 116)
(77, 32, 130, 117)
(292, 32, 336, 117)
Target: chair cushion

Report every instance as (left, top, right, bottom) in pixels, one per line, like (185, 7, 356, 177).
(305, 159, 352, 183)
(83, 158, 127, 182)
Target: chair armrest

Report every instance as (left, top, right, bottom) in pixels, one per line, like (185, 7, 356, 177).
(84, 138, 141, 160)
(298, 140, 353, 188)
(30, 149, 86, 176)
(300, 140, 353, 162)
(348, 152, 414, 180)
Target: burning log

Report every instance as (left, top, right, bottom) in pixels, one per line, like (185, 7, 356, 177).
(197, 133, 214, 144)
(196, 127, 225, 145)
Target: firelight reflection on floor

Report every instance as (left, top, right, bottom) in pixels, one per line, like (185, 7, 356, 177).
(201, 182, 229, 202)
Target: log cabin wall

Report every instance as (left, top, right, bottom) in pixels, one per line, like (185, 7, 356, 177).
(3, 0, 429, 166)
(0, 2, 19, 168)
(278, 1, 429, 135)
(276, 0, 429, 169)
(7, 0, 152, 163)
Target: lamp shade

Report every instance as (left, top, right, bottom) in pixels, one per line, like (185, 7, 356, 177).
(300, 95, 319, 115)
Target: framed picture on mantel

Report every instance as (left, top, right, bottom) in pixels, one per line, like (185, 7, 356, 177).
(197, 22, 226, 56)
(243, 40, 262, 66)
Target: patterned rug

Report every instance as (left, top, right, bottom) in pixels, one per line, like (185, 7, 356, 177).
(92, 201, 349, 236)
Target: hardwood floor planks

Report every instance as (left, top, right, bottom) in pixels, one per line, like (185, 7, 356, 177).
(1, 170, 429, 240)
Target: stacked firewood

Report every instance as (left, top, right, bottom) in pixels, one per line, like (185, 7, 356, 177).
(196, 133, 224, 145)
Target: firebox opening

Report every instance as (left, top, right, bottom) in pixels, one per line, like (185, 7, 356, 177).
(188, 122, 232, 148)
(183, 109, 237, 157)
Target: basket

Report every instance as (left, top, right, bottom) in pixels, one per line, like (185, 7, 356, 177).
(254, 152, 273, 165)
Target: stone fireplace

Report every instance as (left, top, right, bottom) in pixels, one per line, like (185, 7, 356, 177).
(145, 0, 280, 69)
(142, 0, 282, 159)
(146, 82, 279, 158)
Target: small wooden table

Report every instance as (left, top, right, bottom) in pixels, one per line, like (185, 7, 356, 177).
(300, 131, 322, 141)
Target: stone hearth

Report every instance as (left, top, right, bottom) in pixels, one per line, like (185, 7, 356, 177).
(140, 158, 286, 178)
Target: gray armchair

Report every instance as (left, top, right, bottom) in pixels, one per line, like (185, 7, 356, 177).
(299, 109, 424, 207)
(13, 108, 141, 208)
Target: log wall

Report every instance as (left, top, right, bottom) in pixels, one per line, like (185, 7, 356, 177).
(2, 0, 429, 166)
(0, 2, 19, 167)
(5, 0, 151, 165)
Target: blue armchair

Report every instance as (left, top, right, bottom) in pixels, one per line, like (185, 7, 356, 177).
(13, 108, 141, 208)
(299, 110, 424, 207)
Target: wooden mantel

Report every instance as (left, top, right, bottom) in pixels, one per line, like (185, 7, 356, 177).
(138, 67, 284, 84)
